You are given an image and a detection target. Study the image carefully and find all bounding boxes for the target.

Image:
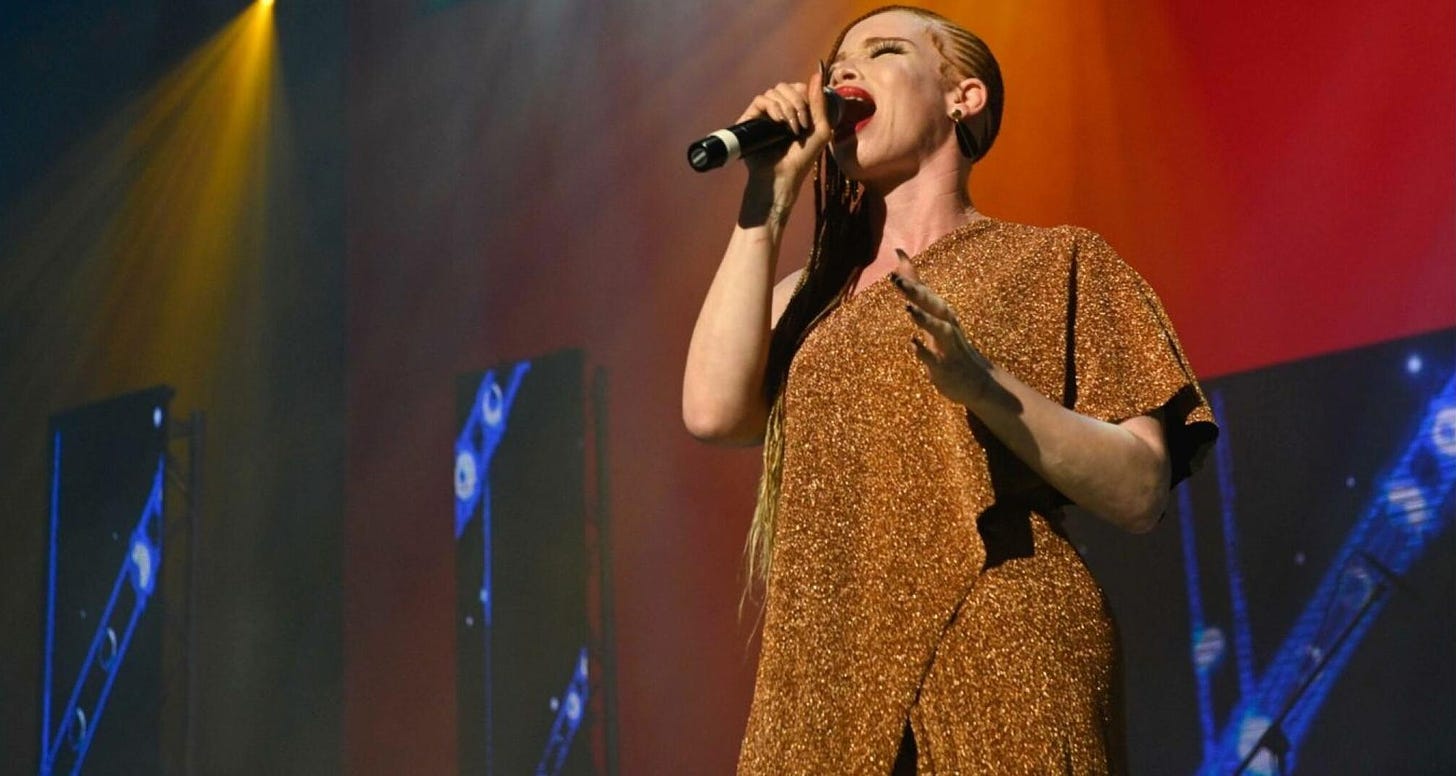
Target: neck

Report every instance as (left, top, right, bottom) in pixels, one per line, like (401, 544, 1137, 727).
(863, 160, 980, 261)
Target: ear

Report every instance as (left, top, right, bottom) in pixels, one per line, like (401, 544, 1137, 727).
(947, 76, 988, 118)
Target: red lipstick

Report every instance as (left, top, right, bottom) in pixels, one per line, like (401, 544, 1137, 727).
(832, 86, 876, 138)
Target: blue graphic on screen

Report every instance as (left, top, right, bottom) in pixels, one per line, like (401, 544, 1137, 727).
(454, 355, 592, 775)
(1182, 361, 1455, 773)
(41, 396, 168, 776)
(456, 362, 531, 769)
(535, 647, 590, 776)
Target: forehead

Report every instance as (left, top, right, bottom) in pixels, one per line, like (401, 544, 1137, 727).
(837, 11, 936, 53)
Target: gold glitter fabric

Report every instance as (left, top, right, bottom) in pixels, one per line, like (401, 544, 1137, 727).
(737, 218, 1218, 775)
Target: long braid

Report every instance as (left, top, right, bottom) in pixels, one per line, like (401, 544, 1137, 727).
(743, 151, 869, 603)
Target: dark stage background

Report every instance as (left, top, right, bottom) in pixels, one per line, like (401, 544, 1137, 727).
(2, 0, 1452, 774)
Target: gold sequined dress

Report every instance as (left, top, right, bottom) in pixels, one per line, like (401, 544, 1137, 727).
(738, 218, 1218, 775)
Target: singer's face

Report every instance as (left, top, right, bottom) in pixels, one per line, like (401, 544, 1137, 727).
(827, 12, 958, 183)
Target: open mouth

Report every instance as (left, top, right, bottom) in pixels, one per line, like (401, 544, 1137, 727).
(832, 86, 876, 139)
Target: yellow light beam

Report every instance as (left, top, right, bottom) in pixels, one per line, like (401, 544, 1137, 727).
(0, 2, 282, 434)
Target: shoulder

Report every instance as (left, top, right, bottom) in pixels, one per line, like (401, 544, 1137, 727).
(1010, 222, 1122, 262)
(773, 268, 804, 295)
(956, 219, 1098, 277)
(986, 221, 1158, 301)
(1031, 223, 1145, 286)
(770, 268, 804, 329)
(969, 219, 1111, 259)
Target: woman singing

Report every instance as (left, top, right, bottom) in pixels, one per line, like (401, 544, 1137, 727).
(682, 6, 1218, 773)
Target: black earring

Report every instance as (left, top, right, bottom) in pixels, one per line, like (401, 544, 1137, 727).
(950, 109, 977, 160)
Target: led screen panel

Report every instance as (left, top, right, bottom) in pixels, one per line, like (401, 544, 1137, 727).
(1069, 329, 1455, 773)
(455, 351, 592, 775)
(41, 386, 173, 776)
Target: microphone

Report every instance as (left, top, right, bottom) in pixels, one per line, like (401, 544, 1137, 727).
(687, 88, 844, 172)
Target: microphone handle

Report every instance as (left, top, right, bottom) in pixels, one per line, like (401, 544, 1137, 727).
(687, 89, 843, 172)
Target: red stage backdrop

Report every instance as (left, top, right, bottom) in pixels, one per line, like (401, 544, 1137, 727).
(344, 1, 1453, 773)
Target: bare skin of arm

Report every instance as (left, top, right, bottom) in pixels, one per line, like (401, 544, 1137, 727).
(682, 69, 829, 444)
(893, 255, 1172, 532)
(680, 205, 802, 444)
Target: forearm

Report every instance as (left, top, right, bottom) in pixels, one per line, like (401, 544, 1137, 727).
(964, 365, 1170, 532)
(682, 180, 796, 443)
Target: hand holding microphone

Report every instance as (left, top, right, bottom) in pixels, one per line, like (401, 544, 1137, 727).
(687, 64, 842, 173)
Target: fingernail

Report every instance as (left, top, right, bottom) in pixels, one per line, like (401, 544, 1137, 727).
(889, 272, 902, 287)
(905, 303, 919, 316)
(895, 248, 909, 261)
(819, 59, 829, 81)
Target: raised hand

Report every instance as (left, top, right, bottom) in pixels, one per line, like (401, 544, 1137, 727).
(890, 248, 996, 408)
(736, 63, 835, 204)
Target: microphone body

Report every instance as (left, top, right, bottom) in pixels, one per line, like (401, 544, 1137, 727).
(687, 89, 844, 172)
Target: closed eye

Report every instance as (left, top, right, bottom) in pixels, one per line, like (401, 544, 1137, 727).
(869, 41, 906, 57)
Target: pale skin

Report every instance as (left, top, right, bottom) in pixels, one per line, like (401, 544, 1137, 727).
(683, 11, 1171, 532)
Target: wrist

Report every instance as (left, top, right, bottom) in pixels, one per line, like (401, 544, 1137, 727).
(738, 177, 798, 230)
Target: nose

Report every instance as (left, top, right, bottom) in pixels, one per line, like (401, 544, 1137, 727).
(829, 62, 860, 87)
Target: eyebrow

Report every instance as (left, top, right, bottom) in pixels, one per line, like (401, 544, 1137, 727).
(832, 36, 916, 64)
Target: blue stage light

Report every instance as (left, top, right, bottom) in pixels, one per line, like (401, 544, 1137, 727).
(1192, 626, 1226, 672)
(129, 536, 156, 595)
(1432, 407, 1456, 456)
(455, 451, 478, 502)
